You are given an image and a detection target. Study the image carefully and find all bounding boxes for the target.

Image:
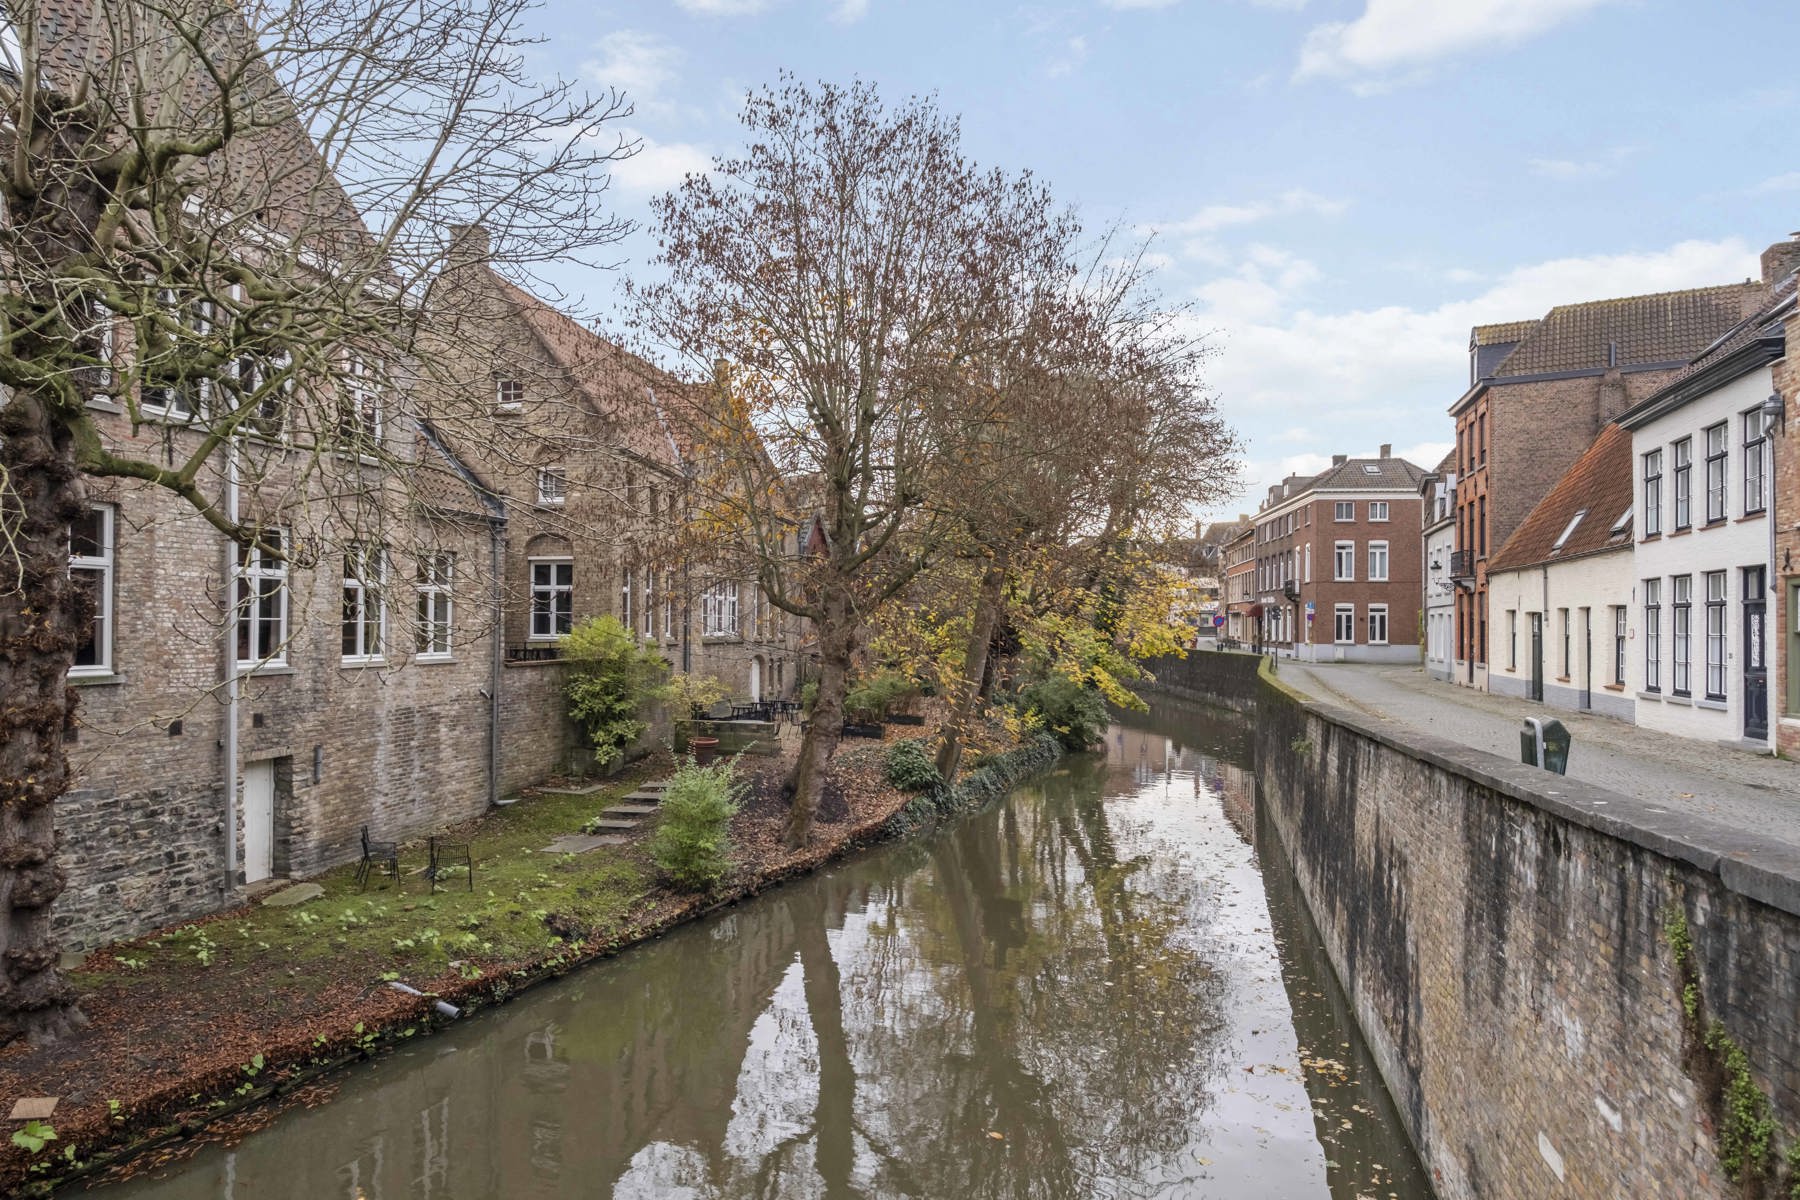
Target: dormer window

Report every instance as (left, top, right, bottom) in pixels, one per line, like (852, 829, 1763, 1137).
(496, 377, 524, 413)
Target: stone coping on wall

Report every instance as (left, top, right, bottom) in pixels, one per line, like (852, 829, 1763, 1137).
(1256, 656, 1800, 920)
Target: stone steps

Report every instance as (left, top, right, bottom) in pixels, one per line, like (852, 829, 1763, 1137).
(604, 804, 659, 817)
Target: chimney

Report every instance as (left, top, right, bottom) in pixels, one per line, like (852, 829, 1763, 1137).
(1379, 443, 1391, 459)
(1761, 233, 1800, 286)
(1331, 454, 1347, 467)
(447, 223, 492, 266)
(1238, 512, 1248, 523)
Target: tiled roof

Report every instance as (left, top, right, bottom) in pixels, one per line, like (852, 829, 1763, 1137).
(1307, 457, 1428, 491)
(1492, 284, 1764, 378)
(1489, 424, 1633, 572)
(1472, 320, 1538, 347)
(1667, 273, 1796, 385)
(1432, 449, 1457, 475)
(490, 277, 683, 470)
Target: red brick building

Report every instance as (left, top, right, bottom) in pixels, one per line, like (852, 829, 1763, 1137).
(1449, 283, 1767, 690)
(1253, 448, 1427, 662)
(1765, 238, 1800, 756)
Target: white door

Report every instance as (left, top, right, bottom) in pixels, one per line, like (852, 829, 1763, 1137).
(243, 761, 275, 884)
(749, 658, 762, 703)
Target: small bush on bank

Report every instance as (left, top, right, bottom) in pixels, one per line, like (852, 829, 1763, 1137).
(663, 672, 728, 719)
(649, 758, 742, 891)
(799, 680, 819, 714)
(1018, 673, 1108, 750)
(885, 739, 941, 792)
(844, 671, 916, 723)
(562, 616, 670, 769)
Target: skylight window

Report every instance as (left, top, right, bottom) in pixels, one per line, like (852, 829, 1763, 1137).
(1551, 509, 1589, 551)
(1362, 464, 1381, 474)
(1609, 506, 1632, 535)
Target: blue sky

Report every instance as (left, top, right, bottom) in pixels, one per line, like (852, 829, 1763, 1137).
(522, 0, 1800, 519)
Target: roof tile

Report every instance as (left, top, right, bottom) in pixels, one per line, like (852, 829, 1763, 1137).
(1488, 424, 1634, 571)
(1493, 284, 1764, 378)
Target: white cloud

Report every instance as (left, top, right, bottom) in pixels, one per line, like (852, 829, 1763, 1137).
(1751, 171, 1800, 195)
(610, 131, 712, 194)
(829, 0, 869, 22)
(1047, 35, 1089, 77)
(584, 31, 682, 111)
(1148, 188, 1346, 238)
(1296, 0, 1613, 87)
(675, 0, 771, 14)
(1196, 237, 1758, 514)
(1527, 145, 1633, 181)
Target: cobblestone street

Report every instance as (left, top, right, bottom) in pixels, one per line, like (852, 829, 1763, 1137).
(1276, 659, 1800, 850)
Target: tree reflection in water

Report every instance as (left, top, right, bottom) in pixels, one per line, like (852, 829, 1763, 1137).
(109, 701, 1430, 1200)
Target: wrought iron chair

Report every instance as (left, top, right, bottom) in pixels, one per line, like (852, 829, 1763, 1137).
(426, 835, 474, 894)
(356, 825, 400, 891)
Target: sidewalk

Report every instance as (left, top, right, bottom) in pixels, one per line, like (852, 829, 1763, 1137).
(1276, 660, 1800, 851)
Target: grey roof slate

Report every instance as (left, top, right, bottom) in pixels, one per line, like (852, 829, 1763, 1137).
(1491, 284, 1763, 378)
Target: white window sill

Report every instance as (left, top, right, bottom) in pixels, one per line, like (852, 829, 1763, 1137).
(1666, 694, 1693, 707)
(238, 663, 295, 677)
(1697, 698, 1728, 711)
(87, 398, 123, 414)
(415, 654, 456, 665)
(69, 670, 124, 686)
(340, 656, 387, 668)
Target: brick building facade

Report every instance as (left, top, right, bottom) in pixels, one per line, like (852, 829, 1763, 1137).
(1449, 283, 1768, 690)
(1253, 448, 1426, 663)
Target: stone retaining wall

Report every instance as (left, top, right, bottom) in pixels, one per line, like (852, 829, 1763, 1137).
(1144, 651, 1800, 1200)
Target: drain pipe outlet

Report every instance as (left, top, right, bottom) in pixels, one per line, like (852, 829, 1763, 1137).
(386, 980, 461, 1019)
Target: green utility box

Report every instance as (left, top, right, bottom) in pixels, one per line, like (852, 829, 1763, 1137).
(1520, 717, 1572, 775)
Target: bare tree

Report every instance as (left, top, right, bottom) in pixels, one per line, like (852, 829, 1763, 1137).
(0, 0, 631, 1041)
(634, 78, 1077, 848)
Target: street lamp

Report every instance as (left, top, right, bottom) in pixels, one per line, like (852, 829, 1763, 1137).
(1763, 390, 1786, 434)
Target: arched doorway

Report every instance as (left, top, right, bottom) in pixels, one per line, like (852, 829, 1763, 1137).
(749, 657, 763, 702)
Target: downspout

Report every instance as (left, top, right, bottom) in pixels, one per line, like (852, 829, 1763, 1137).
(487, 518, 505, 807)
(221, 435, 240, 892)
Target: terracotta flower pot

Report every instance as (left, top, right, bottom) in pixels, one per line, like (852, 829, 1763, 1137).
(690, 736, 721, 765)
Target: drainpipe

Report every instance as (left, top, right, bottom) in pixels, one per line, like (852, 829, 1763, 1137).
(487, 518, 505, 807)
(221, 436, 241, 891)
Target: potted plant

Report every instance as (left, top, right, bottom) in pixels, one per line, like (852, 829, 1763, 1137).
(664, 672, 728, 721)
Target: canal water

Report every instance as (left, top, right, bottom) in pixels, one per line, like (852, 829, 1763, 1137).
(103, 698, 1433, 1199)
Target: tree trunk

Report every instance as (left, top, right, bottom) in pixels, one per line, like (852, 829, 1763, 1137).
(783, 590, 854, 848)
(934, 558, 1008, 785)
(0, 387, 90, 1043)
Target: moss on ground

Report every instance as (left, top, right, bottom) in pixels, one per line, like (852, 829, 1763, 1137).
(72, 768, 660, 998)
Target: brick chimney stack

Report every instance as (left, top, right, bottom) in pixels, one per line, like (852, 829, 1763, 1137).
(1379, 443, 1392, 459)
(1762, 232, 1800, 286)
(1332, 454, 1347, 466)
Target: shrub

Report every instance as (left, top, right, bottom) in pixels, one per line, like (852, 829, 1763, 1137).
(648, 758, 742, 891)
(663, 672, 727, 719)
(885, 739, 941, 793)
(844, 671, 915, 723)
(561, 616, 670, 769)
(799, 680, 819, 714)
(1018, 673, 1108, 751)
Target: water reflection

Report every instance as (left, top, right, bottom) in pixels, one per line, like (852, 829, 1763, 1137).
(105, 699, 1429, 1200)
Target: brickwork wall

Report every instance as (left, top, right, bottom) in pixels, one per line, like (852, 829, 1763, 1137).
(1775, 312, 1799, 757)
(1298, 494, 1424, 655)
(1153, 650, 1800, 1200)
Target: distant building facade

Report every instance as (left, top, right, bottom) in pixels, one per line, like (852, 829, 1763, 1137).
(1420, 452, 1457, 681)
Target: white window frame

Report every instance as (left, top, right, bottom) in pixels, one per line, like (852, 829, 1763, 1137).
(536, 465, 567, 507)
(1671, 574, 1692, 697)
(1333, 501, 1353, 522)
(69, 504, 115, 677)
(1367, 540, 1389, 582)
(338, 352, 383, 448)
(1644, 578, 1662, 693)
(341, 544, 387, 663)
(236, 532, 289, 669)
(1367, 604, 1389, 646)
(495, 377, 524, 413)
(529, 558, 573, 641)
(663, 569, 677, 640)
(702, 582, 740, 637)
(642, 571, 656, 639)
(1333, 541, 1355, 582)
(620, 566, 634, 631)
(416, 552, 454, 661)
(1367, 501, 1389, 522)
(140, 289, 209, 421)
(1333, 604, 1355, 645)
(1744, 409, 1769, 515)
(1703, 423, 1727, 524)
(1304, 543, 1311, 583)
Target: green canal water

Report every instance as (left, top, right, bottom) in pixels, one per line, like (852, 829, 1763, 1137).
(102, 698, 1433, 1199)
